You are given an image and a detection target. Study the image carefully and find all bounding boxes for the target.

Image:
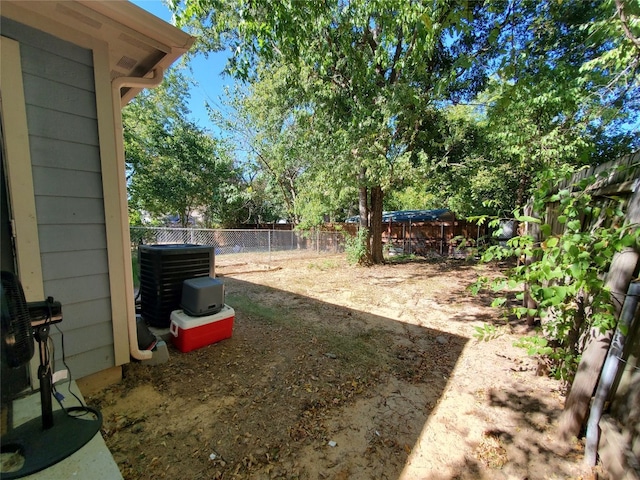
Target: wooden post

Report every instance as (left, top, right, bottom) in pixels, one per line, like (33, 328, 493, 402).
(558, 181, 640, 443)
(402, 224, 406, 253)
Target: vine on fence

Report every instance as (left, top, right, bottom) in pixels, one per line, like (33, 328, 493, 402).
(471, 169, 640, 382)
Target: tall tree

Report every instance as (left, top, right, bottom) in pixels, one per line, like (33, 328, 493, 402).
(482, 0, 639, 205)
(464, 0, 640, 445)
(123, 69, 241, 227)
(172, 0, 507, 263)
(172, 0, 638, 256)
(420, 0, 639, 218)
(209, 65, 310, 223)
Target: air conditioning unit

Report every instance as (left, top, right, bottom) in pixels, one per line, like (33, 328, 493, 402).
(139, 244, 214, 327)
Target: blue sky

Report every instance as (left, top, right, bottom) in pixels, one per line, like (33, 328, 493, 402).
(131, 0, 232, 132)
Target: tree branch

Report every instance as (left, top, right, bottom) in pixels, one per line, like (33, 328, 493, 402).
(364, 22, 378, 54)
(389, 26, 404, 84)
(615, 0, 640, 53)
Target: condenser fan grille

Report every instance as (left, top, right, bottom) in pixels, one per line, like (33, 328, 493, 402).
(1, 271, 34, 368)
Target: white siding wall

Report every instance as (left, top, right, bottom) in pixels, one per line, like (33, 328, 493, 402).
(1, 18, 115, 378)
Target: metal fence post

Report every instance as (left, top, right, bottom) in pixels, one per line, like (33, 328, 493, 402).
(268, 229, 271, 266)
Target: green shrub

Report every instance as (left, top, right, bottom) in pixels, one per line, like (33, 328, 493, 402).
(471, 168, 639, 382)
(345, 227, 369, 265)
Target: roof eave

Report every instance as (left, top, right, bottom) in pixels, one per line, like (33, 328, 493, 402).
(1, 0, 195, 106)
(77, 0, 195, 105)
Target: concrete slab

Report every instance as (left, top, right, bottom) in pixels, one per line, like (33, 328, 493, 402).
(3, 379, 122, 479)
(141, 340, 169, 366)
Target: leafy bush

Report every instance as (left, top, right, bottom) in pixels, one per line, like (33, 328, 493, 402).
(345, 228, 370, 265)
(471, 170, 639, 382)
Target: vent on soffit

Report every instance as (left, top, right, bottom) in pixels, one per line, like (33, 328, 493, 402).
(116, 56, 138, 70)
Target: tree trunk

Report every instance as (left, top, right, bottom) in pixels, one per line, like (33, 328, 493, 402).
(557, 187, 640, 443)
(370, 185, 384, 264)
(515, 174, 529, 211)
(358, 168, 374, 263)
(358, 186, 369, 230)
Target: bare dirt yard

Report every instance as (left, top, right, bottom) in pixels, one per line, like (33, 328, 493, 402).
(89, 253, 596, 480)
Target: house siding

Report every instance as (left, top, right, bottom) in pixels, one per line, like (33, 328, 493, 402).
(1, 17, 115, 378)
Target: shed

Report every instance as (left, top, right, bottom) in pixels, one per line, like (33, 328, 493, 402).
(0, 0, 194, 389)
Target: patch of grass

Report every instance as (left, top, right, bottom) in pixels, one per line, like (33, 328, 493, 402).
(385, 253, 421, 263)
(227, 292, 390, 371)
(226, 293, 295, 327)
(306, 259, 339, 271)
(322, 327, 388, 371)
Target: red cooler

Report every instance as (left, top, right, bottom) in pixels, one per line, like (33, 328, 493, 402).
(169, 305, 234, 353)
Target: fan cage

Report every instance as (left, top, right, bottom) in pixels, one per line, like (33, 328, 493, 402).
(1, 271, 34, 368)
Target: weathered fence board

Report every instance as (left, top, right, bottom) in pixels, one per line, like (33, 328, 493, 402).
(544, 151, 640, 477)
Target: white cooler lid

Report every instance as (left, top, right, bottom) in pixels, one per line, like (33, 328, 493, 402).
(170, 304, 234, 331)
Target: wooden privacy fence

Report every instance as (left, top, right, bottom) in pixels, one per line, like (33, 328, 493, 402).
(529, 151, 640, 478)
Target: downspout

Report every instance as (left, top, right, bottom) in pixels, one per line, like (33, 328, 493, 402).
(112, 68, 164, 361)
(113, 68, 164, 100)
(584, 281, 640, 465)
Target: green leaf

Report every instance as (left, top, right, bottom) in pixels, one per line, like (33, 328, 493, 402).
(593, 240, 607, 250)
(621, 235, 636, 248)
(567, 219, 581, 231)
(491, 297, 507, 307)
(569, 262, 583, 277)
(473, 324, 503, 342)
(517, 215, 541, 224)
(541, 287, 555, 300)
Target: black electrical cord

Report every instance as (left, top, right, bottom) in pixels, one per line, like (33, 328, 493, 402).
(44, 298, 94, 419)
(53, 323, 94, 418)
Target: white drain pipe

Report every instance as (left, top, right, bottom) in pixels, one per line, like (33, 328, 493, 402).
(584, 281, 640, 465)
(113, 68, 164, 99)
(112, 68, 164, 361)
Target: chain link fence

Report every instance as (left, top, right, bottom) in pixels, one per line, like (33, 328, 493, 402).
(131, 227, 346, 269)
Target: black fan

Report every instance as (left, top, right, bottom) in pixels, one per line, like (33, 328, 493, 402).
(0, 271, 102, 478)
(1, 272, 34, 368)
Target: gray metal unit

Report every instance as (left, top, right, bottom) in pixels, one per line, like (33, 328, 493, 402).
(181, 276, 224, 317)
(1, 17, 113, 379)
(139, 244, 215, 327)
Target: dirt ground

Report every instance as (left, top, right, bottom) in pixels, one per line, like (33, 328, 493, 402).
(89, 253, 597, 480)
